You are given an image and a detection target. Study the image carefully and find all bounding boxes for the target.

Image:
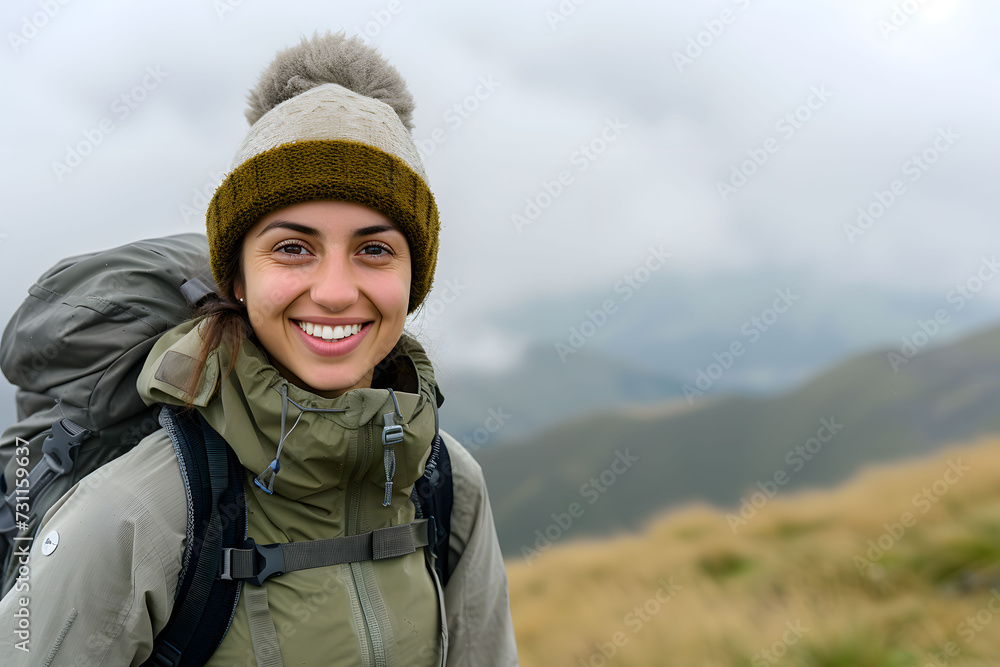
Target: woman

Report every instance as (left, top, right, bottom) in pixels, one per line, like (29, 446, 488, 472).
(0, 31, 517, 665)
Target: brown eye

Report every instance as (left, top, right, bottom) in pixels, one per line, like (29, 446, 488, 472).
(361, 242, 392, 257)
(274, 241, 312, 256)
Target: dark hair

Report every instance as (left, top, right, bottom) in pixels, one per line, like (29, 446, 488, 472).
(181, 244, 251, 409)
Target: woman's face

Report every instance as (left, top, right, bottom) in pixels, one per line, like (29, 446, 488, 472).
(234, 199, 411, 399)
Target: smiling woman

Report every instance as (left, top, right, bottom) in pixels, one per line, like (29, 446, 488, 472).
(235, 200, 413, 399)
(0, 29, 517, 667)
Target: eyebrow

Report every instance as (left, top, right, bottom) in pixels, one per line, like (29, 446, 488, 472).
(256, 220, 401, 239)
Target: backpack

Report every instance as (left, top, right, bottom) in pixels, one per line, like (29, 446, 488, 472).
(0, 234, 454, 665)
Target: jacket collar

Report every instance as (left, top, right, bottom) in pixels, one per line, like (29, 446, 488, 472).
(137, 316, 441, 502)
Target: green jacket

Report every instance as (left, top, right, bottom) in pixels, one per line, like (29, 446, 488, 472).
(0, 318, 518, 665)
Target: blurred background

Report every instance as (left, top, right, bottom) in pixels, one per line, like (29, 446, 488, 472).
(3, 0, 1000, 664)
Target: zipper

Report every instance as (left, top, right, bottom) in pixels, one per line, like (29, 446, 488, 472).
(426, 552, 449, 667)
(343, 421, 387, 666)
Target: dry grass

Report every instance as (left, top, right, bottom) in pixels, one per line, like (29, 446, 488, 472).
(506, 436, 1000, 666)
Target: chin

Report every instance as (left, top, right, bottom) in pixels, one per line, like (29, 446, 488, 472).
(301, 371, 364, 397)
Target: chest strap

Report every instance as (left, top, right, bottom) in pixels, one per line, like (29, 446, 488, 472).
(221, 519, 430, 587)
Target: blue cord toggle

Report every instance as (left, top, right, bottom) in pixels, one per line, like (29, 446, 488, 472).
(254, 458, 281, 495)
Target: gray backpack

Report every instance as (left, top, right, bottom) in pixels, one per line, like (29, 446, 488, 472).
(0, 233, 217, 594)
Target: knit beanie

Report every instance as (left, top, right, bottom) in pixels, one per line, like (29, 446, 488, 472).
(206, 30, 439, 314)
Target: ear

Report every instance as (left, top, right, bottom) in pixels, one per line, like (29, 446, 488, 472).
(232, 276, 245, 302)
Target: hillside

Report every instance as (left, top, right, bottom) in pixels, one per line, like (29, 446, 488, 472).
(507, 436, 1000, 666)
(477, 323, 1000, 556)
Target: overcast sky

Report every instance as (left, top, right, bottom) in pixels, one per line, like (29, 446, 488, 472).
(1, 0, 997, 377)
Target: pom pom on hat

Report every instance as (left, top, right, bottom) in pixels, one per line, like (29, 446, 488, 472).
(244, 30, 416, 130)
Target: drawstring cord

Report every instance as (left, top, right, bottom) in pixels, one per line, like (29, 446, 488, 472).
(254, 384, 347, 495)
(381, 388, 405, 506)
(253, 384, 408, 504)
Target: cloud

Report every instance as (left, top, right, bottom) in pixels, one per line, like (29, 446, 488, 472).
(0, 0, 997, 377)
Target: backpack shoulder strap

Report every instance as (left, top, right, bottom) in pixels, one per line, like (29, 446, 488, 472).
(148, 397, 452, 666)
(144, 406, 246, 667)
(412, 398, 454, 587)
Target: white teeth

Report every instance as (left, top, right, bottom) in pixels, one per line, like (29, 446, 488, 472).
(296, 321, 364, 341)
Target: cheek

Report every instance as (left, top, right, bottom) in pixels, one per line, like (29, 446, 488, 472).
(247, 270, 303, 316)
(364, 271, 410, 320)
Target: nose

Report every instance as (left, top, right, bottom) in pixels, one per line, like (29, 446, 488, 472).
(309, 252, 360, 312)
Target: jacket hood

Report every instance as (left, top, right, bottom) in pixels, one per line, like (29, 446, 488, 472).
(136, 316, 442, 507)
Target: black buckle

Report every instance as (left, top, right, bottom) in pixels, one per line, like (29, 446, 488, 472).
(148, 640, 182, 667)
(249, 538, 286, 586)
(41, 418, 91, 475)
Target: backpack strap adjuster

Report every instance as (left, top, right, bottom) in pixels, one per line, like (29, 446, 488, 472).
(0, 420, 91, 541)
(219, 548, 233, 581)
(40, 418, 90, 476)
(220, 538, 286, 587)
(146, 640, 182, 667)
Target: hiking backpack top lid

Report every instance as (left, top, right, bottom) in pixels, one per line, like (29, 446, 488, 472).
(1, 231, 216, 440)
(1, 233, 216, 432)
(0, 234, 216, 593)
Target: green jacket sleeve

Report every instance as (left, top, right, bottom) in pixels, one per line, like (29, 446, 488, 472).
(439, 430, 519, 666)
(0, 430, 186, 666)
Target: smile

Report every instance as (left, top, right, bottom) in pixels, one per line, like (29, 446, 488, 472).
(294, 320, 369, 341)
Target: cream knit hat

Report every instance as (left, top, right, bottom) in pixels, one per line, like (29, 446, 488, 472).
(206, 31, 439, 314)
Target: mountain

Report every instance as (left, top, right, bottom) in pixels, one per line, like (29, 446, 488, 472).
(476, 323, 1000, 557)
(436, 344, 686, 447)
(435, 268, 1000, 447)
